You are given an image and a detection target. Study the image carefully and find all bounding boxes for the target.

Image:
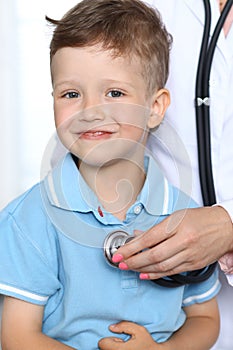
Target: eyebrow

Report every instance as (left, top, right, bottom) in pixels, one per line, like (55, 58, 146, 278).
(53, 78, 138, 91)
(103, 79, 136, 89)
(53, 80, 80, 90)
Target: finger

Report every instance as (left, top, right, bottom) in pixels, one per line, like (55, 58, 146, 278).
(120, 233, 186, 272)
(133, 229, 143, 236)
(113, 218, 173, 262)
(139, 262, 195, 280)
(98, 337, 124, 350)
(136, 250, 188, 274)
(122, 208, 191, 264)
(137, 239, 211, 280)
(109, 321, 143, 336)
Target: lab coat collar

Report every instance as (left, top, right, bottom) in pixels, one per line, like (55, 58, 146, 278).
(184, 0, 221, 28)
(184, 0, 231, 63)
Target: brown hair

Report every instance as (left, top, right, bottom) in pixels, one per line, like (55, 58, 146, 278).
(46, 0, 172, 92)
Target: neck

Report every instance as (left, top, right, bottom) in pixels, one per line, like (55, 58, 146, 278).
(218, 0, 233, 36)
(78, 154, 146, 220)
(219, 0, 227, 12)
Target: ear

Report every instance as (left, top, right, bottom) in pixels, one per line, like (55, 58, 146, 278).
(147, 88, 170, 129)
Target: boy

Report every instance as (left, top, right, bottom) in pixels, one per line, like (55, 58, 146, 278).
(0, 0, 220, 349)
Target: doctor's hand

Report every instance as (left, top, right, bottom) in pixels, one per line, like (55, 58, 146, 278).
(112, 206, 233, 280)
(98, 321, 164, 350)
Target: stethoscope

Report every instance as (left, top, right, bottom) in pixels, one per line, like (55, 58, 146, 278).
(103, 0, 233, 287)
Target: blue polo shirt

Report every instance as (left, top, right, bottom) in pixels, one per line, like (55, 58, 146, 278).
(0, 153, 220, 349)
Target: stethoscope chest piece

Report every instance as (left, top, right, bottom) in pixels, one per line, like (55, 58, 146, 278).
(103, 230, 133, 267)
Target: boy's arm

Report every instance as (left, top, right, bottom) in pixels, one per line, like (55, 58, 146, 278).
(99, 298, 219, 350)
(1, 296, 75, 350)
(162, 297, 220, 350)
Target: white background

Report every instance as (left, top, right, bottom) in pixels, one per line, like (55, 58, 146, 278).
(0, 0, 80, 344)
(0, 0, 80, 209)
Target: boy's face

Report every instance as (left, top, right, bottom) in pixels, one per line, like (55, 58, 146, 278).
(51, 45, 169, 166)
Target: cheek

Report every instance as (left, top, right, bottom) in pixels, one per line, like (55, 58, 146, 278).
(54, 107, 77, 151)
(54, 103, 74, 129)
(55, 115, 68, 129)
(56, 122, 77, 152)
(113, 104, 149, 130)
(120, 125, 147, 143)
(54, 104, 63, 128)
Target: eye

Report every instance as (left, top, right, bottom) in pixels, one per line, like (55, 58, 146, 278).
(63, 91, 80, 99)
(107, 90, 124, 98)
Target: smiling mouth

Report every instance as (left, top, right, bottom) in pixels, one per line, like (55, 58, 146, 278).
(79, 130, 114, 140)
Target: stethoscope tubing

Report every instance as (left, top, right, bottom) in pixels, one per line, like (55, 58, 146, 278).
(195, 0, 212, 206)
(195, 0, 233, 206)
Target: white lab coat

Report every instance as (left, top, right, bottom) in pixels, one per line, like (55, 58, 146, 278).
(146, 1, 233, 349)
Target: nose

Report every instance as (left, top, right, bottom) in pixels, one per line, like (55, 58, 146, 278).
(79, 97, 106, 122)
(80, 106, 105, 122)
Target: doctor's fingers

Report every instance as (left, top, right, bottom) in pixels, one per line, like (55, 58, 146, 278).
(139, 252, 197, 280)
(112, 216, 175, 263)
(120, 237, 193, 275)
(117, 221, 194, 270)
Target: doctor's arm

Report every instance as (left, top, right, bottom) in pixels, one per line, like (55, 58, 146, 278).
(112, 205, 233, 280)
(1, 296, 75, 350)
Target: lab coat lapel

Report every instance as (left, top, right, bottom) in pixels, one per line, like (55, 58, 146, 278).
(184, 0, 231, 63)
(209, 0, 232, 63)
(183, 0, 205, 26)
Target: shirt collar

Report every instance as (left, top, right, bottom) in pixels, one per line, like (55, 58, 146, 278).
(44, 153, 97, 212)
(137, 153, 171, 216)
(44, 152, 173, 216)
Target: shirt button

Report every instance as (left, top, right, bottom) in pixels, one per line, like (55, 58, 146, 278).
(134, 205, 142, 215)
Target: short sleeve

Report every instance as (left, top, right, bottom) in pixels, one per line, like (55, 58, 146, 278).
(182, 267, 221, 307)
(0, 205, 61, 306)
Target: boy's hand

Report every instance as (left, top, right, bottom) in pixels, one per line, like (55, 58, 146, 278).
(98, 321, 163, 350)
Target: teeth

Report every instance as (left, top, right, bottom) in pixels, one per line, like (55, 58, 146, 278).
(92, 131, 103, 135)
(86, 131, 107, 136)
